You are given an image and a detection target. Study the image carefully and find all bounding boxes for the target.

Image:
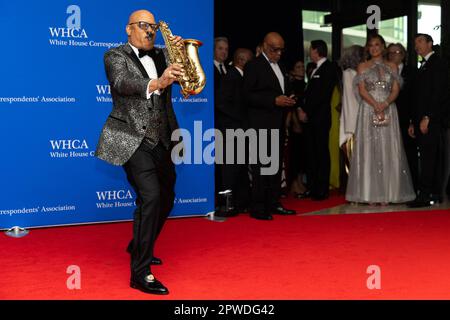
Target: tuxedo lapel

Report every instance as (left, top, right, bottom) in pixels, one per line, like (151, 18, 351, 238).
(313, 60, 328, 78)
(281, 65, 289, 94)
(419, 53, 436, 73)
(261, 56, 284, 94)
(123, 43, 150, 79)
(152, 48, 166, 77)
(306, 60, 328, 90)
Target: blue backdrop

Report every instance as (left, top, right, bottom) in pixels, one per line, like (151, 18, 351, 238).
(0, 0, 214, 229)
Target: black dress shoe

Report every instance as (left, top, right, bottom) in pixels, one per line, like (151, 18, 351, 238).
(430, 194, 443, 204)
(272, 206, 296, 215)
(130, 274, 169, 295)
(295, 190, 311, 199)
(407, 199, 432, 208)
(250, 212, 273, 220)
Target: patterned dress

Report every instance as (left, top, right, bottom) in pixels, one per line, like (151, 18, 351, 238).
(345, 60, 415, 203)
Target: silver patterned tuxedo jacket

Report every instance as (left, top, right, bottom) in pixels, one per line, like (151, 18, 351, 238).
(95, 43, 179, 166)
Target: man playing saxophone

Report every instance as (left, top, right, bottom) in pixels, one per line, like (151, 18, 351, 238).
(95, 9, 184, 295)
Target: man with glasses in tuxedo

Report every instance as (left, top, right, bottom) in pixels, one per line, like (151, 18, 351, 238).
(95, 9, 184, 295)
(387, 43, 418, 191)
(243, 32, 297, 220)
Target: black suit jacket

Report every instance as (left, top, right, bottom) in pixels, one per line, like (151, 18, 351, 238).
(214, 63, 229, 94)
(243, 55, 290, 129)
(303, 59, 338, 125)
(95, 44, 178, 165)
(216, 66, 247, 129)
(411, 53, 449, 127)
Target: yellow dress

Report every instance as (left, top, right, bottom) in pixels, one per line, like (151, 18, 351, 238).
(329, 85, 341, 189)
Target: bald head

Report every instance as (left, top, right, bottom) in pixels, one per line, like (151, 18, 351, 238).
(263, 32, 285, 63)
(233, 48, 253, 70)
(126, 10, 157, 50)
(264, 32, 284, 45)
(128, 10, 155, 24)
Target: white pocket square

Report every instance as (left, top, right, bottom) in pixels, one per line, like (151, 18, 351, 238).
(313, 75, 320, 78)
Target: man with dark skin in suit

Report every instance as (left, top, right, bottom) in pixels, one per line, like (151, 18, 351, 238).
(244, 32, 297, 220)
(264, 33, 297, 108)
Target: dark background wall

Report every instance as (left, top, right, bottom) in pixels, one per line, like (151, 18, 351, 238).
(214, 0, 303, 68)
(215, 0, 450, 70)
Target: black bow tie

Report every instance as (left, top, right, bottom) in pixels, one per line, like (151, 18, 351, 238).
(138, 49, 156, 59)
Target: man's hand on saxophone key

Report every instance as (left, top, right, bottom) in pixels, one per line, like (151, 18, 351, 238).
(169, 35, 184, 50)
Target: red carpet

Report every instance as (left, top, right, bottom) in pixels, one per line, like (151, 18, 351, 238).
(1, 195, 450, 300)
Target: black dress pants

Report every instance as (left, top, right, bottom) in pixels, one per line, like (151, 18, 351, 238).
(250, 129, 283, 214)
(416, 125, 444, 199)
(219, 128, 250, 210)
(304, 120, 331, 197)
(123, 140, 176, 277)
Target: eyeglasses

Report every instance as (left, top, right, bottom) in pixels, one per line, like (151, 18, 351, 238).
(268, 45, 285, 54)
(129, 21, 159, 32)
(388, 50, 402, 55)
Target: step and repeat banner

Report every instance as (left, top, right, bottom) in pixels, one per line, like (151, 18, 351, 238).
(0, 0, 214, 229)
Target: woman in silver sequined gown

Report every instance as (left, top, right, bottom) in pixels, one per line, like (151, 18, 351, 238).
(346, 34, 415, 204)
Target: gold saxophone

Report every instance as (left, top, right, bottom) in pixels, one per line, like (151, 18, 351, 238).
(158, 21, 206, 98)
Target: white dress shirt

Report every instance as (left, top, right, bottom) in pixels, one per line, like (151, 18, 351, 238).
(421, 51, 435, 67)
(129, 43, 160, 99)
(234, 66, 244, 77)
(262, 52, 285, 93)
(310, 57, 327, 78)
(214, 59, 227, 75)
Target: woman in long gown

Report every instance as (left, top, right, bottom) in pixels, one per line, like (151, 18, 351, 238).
(339, 45, 365, 179)
(345, 34, 415, 204)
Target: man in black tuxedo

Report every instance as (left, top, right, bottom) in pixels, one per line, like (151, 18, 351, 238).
(214, 37, 229, 206)
(95, 10, 184, 295)
(215, 48, 253, 215)
(214, 37, 229, 90)
(298, 40, 338, 200)
(408, 33, 449, 208)
(387, 43, 418, 191)
(243, 32, 297, 220)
